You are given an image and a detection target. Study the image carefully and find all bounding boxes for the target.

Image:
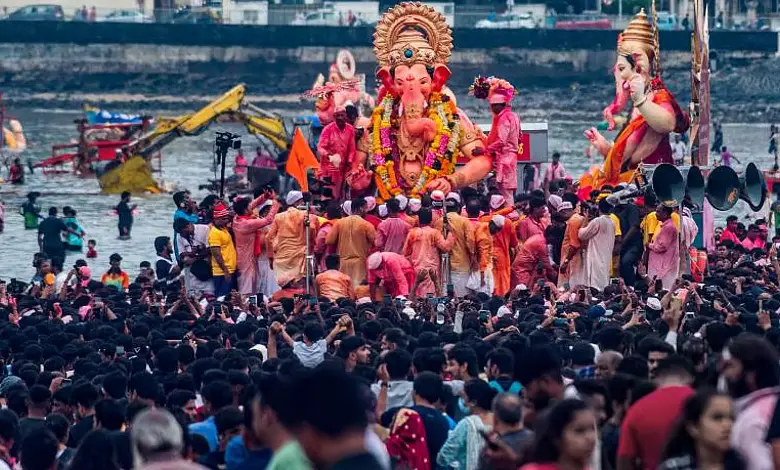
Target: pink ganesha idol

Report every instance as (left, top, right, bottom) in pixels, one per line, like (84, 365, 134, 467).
(309, 50, 375, 127)
(346, 2, 491, 202)
(579, 9, 689, 198)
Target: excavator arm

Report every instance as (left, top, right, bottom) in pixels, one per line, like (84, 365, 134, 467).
(99, 83, 292, 195)
(230, 102, 289, 153)
(128, 84, 246, 158)
(126, 84, 289, 158)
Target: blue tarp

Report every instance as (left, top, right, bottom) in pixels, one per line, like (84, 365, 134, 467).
(86, 109, 143, 125)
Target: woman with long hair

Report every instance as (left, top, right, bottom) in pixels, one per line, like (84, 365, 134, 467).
(67, 429, 120, 470)
(520, 399, 597, 470)
(658, 389, 744, 470)
(437, 379, 497, 470)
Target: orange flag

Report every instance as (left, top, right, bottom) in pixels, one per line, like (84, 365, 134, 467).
(285, 128, 320, 192)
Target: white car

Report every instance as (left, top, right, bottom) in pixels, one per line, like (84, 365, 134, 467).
(100, 10, 149, 23)
(291, 9, 340, 26)
(476, 13, 536, 29)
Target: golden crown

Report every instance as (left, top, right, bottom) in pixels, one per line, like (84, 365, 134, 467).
(373, 2, 453, 68)
(618, 9, 657, 61)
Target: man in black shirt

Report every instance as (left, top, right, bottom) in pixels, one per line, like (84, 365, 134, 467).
(38, 207, 80, 268)
(117, 191, 136, 240)
(614, 193, 643, 285)
(18, 385, 50, 441)
(67, 383, 99, 448)
(154, 236, 179, 282)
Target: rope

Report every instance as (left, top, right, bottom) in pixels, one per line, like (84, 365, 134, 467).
(651, 0, 662, 78)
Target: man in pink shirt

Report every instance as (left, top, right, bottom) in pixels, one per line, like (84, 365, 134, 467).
(367, 251, 416, 299)
(542, 152, 568, 186)
(402, 207, 455, 297)
(647, 205, 680, 290)
(516, 197, 547, 243)
(375, 198, 412, 254)
(485, 80, 521, 205)
(316, 106, 355, 200)
(511, 231, 556, 288)
(741, 224, 764, 251)
(719, 215, 741, 245)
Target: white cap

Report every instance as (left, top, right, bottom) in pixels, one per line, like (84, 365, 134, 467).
(646, 297, 662, 311)
(408, 198, 422, 212)
(496, 305, 512, 318)
(515, 283, 528, 291)
(402, 307, 417, 319)
(446, 192, 461, 204)
(378, 204, 388, 218)
(250, 344, 268, 360)
(395, 194, 409, 210)
(558, 201, 574, 211)
(258, 199, 273, 212)
(548, 194, 563, 211)
(491, 214, 506, 228)
(356, 297, 372, 305)
(364, 196, 377, 212)
(367, 252, 383, 270)
(431, 190, 445, 202)
(489, 194, 506, 210)
(342, 200, 352, 216)
(286, 191, 303, 206)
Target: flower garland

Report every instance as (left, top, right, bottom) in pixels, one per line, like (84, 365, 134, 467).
(370, 92, 461, 202)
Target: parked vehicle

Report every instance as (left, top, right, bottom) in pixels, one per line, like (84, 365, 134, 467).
(476, 12, 536, 28)
(171, 6, 220, 24)
(656, 11, 677, 30)
(291, 9, 341, 26)
(6, 4, 64, 21)
(553, 12, 611, 29)
(100, 9, 149, 23)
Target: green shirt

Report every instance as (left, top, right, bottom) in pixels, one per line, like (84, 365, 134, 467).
(266, 441, 311, 470)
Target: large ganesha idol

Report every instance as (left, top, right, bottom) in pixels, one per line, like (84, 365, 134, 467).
(347, 2, 490, 201)
(579, 9, 689, 197)
(310, 50, 375, 126)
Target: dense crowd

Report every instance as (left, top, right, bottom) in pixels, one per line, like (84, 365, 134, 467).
(3, 174, 780, 470)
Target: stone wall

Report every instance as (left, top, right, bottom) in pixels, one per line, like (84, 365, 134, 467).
(0, 21, 776, 103)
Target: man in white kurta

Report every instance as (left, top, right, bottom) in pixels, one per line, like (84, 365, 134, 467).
(578, 201, 616, 291)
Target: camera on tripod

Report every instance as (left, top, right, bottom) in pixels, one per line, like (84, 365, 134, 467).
(215, 131, 241, 154)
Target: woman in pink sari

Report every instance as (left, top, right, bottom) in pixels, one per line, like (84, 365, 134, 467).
(232, 192, 279, 295)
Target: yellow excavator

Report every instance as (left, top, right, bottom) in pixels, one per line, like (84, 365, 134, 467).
(99, 84, 290, 194)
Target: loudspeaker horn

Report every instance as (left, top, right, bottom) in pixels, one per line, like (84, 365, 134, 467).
(650, 163, 685, 207)
(705, 165, 740, 211)
(683, 166, 705, 208)
(742, 162, 767, 211)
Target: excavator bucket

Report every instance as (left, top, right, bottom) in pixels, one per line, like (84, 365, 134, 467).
(98, 156, 161, 195)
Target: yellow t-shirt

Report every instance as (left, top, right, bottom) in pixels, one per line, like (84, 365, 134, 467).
(608, 213, 623, 237)
(208, 225, 237, 276)
(641, 212, 681, 245)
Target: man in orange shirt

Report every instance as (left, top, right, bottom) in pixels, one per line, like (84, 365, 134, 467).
(315, 254, 355, 302)
(558, 198, 585, 289)
(433, 193, 476, 297)
(326, 198, 376, 288)
(490, 214, 518, 297)
(465, 197, 494, 295)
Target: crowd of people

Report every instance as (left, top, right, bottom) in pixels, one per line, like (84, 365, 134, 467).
(3, 169, 780, 470)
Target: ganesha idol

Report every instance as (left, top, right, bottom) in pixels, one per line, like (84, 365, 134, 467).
(346, 2, 491, 201)
(579, 9, 689, 197)
(311, 50, 375, 126)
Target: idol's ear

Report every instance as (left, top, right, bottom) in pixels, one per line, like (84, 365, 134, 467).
(376, 67, 394, 95)
(431, 65, 451, 92)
